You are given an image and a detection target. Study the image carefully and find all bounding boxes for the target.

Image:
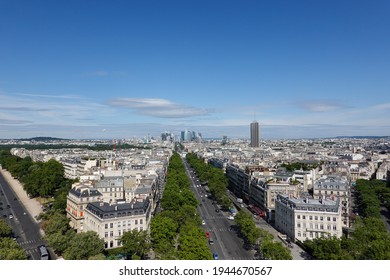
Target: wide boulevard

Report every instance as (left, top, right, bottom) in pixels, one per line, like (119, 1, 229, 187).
(183, 159, 255, 260)
(0, 172, 50, 260)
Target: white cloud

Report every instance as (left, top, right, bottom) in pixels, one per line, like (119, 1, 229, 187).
(0, 118, 34, 125)
(107, 97, 214, 118)
(15, 93, 82, 99)
(300, 100, 347, 112)
(82, 71, 110, 77)
(372, 103, 390, 110)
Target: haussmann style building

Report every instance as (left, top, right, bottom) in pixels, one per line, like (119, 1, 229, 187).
(275, 194, 342, 243)
(83, 197, 152, 249)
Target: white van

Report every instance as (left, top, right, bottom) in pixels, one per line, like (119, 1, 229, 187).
(38, 245, 49, 260)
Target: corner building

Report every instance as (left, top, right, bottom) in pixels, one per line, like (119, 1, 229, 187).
(83, 198, 152, 249)
(275, 194, 342, 243)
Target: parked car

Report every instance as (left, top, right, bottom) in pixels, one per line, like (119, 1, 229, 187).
(213, 253, 219, 260)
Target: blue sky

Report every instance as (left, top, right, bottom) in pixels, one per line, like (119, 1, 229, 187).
(0, 0, 389, 139)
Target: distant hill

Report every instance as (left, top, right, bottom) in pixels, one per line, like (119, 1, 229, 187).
(19, 137, 67, 141)
(336, 136, 390, 139)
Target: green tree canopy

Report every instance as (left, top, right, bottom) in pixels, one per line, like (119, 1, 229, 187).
(261, 240, 293, 260)
(121, 229, 151, 259)
(0, 238, 27, 260)
(0, 220, 12, 237)
(63, 231, 104, 260)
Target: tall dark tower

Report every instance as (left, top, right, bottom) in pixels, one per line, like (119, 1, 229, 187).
(250, 120, 259, 147)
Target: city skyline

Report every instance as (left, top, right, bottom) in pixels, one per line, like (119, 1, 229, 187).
(1, 1, 389, 139)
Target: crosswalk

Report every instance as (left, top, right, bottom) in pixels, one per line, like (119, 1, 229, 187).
(17, 238, 43, 247)
(17, 238, 46, 260)
(202, 215, 227, 220)
(24, 247, 40, 259)
(19, 238, 44, 257)
(206, 227, 237, 233)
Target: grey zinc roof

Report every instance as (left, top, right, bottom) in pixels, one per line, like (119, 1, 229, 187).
(69, 187, 102, 198)
(277, 194, 339, 212)
(86, 197, 150, 219)
(314, 176, 349, 191)
(135, 185, 152, 194)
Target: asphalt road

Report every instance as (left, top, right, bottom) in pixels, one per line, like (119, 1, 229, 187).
(183, 160, 255, 260)
(0, 172, 48, 260)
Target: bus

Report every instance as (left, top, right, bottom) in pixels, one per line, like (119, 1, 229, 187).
(249, 205, 265, 218)
(38, 245, 49, 260)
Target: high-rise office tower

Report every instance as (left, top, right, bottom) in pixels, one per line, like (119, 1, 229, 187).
(250, 121, 259, 147)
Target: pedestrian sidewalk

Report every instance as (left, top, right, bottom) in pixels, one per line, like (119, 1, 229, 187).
(0, 167, 43, 220)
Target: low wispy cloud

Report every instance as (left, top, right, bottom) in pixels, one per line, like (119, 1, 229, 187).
(16, 93, 81, 99)
(0, 118, 34, 125)
(372, 103, 390, 110)
(299, 100, 347, 112)
(0, 106, 50, 112)
(82, 70, 110, 77)
(107, 97, 214, 118)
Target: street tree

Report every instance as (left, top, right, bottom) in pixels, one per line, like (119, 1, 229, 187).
(0, 238, 27, 260)
(0, 219, 12, 237)
(63, 231, 104, 260)
(121, 229, 151, 259)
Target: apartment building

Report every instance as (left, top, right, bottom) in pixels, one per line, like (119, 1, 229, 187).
(249, 179, 300, 222)
(226, 164, 251, 200)
(95, 176, 125, 203)
(275, 194, 342, 243)
(377, 161, 390, 181)
(61, 159, 79, 179)
(313, 175, 351, 227)
(83, 198, 152, 249)
(66, 181, 102, 232)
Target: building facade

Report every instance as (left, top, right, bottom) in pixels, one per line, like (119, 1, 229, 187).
(249, 179, 300, 222)
(83, 198, 152, 249)
(275, 194, 342, 243)
(95, 176, 125, 204)
(312, 175, 351, 227)
(66, 181, 103, 232)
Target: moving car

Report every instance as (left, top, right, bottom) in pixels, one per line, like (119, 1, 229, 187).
(38, 245, 49, 260)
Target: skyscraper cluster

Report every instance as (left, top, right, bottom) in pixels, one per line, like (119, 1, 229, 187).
(180, 129, 202, 142)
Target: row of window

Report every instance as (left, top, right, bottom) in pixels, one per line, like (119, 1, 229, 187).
(104, 228, 144, 238)
(297, 231, 337, 238)
(101, 210, 143, 218)
(317, 190, 347, 196)
(297, 215, 337, 222)
(77, 196, 101, 202)
(102, 187, 123, 192)
(104, 219, 143, 229)
(297, 223, 338, 231)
